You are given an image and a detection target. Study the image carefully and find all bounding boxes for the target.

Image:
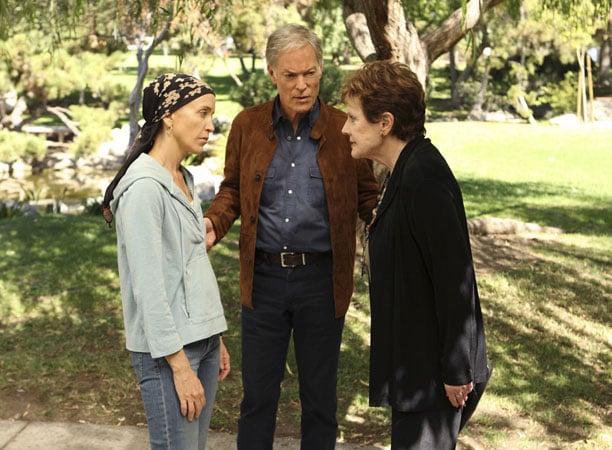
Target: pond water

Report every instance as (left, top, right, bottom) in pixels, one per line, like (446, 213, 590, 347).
(0, 169, 115, 211)
(0, 137, 226, 213)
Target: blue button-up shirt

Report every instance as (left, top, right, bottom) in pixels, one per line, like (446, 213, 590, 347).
(256, 98, 331, 253)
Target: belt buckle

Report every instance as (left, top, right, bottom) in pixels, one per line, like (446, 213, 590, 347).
(280, 252, 305, 268)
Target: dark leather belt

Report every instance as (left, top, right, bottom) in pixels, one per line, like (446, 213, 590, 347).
(255, 249, 331, 268)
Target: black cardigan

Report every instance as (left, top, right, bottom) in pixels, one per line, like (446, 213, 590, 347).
(367, 136, 488, 411)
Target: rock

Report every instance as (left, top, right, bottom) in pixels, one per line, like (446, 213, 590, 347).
(468, 217, 563, 236)
(1, 200, 39, 216)
(186, 165, 223, 202)
(549, 114, 582, 127)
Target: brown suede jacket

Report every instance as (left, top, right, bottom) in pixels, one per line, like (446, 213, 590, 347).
(205, 100, 379, 317)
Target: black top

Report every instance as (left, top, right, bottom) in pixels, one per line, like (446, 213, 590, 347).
(368, 136, 488, 411)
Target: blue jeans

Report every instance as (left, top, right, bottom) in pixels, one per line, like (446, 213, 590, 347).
(131, 336, 221, 450)
(237, 256, 344, 450)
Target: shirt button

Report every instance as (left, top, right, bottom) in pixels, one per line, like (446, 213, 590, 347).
(288, 189, 293, 194)
(285, 218, 290, 223)
(296, 136, 301, 141)
(286, 136, 292, 141)
(291, 162, 296, 167)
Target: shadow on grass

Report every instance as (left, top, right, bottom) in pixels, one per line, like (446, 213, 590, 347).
(1, 213, 609, 445)
(0, 215, 120, 317)
(459, 177, 611, 235)
(0, 215, 143, 422)
(473, 236, 611, 443)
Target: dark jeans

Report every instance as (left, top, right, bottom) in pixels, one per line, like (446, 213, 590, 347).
(237, 256, 344, 450)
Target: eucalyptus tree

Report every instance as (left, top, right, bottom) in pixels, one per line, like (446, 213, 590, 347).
(340, 0, 611, 89)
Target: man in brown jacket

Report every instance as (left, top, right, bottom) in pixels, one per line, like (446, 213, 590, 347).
(204, 24, 378, 450)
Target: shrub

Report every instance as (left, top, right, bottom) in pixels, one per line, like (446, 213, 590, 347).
(0, 201, 24, 219)
(69, 103, 121, 158)
(230, 65, 348, 108)
(319, 65, 346, 106)
(230, 71, 276, 108)
(0, 130, 47, 166)
(539, 72, 578, 117)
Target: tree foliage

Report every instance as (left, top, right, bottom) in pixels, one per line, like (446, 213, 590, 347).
(340, 0, 609, 86)
(0, 129, 46, 165)
(1, 0, 610, 147)
(0, 0, 228, 150)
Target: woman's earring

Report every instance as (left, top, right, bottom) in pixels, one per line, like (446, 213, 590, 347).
(166, 123, 173, 137)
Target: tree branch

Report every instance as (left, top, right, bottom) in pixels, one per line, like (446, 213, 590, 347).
(422, 0, 507, 62)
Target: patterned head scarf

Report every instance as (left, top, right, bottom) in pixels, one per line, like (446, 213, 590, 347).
(143, 73, 215, 124)
(102, 73, 215, 226)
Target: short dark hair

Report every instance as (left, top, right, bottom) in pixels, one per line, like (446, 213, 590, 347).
(340, 60, 426, 141)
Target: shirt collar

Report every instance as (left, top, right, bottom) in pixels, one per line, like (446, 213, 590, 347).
(272, 96, 320, 129)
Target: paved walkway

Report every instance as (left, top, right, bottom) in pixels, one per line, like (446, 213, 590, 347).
(0, 420, 387, 449)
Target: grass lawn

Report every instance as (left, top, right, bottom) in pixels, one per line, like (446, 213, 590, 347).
(1, 49, 611, 447)
(1, 120, 610, 448)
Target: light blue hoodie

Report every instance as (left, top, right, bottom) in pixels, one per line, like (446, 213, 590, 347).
(110, 153, 227, 358)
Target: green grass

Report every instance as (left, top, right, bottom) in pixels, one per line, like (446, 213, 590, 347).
(1, 122, 610, 447)
(2, 48, 611, 446)
(428, 122, 612, 235)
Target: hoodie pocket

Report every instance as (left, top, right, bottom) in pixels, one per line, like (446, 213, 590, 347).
(183, 245, 224, 323)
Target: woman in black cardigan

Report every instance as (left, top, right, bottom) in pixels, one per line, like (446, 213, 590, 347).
(340, 61, 490, 449)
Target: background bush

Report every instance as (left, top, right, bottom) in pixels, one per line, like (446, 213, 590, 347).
(230, 64, 348, 108)
(69, 103, 122, 159)
(0, 129, 46, 165)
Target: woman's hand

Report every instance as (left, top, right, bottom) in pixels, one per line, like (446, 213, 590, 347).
(218, 336, 231, 381)
(166, 349, 205, 421)
(444, 382, 473, 408)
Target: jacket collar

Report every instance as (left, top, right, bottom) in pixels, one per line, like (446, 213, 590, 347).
(374, 136, 427, 221)
(272, 96, 320, 131)
(264, 97, 330, 142)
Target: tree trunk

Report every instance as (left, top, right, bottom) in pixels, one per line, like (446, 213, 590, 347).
(449, 46, 459, 106)
(4, 97, 28, 130)
(127, 20, 171, 152)
(342, 0, 427, 86)
(342, 0, 377, 62)
(343, 0, 507, 88)
(597, 8, 612, 86)
(46, 106, 81, 136)
(422, 0, 506, 62)
(468, 58, 491, 120)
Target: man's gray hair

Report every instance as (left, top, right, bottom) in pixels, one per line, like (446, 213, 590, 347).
(265, 24, 323, 70)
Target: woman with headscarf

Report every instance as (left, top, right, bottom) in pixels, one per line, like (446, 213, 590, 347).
(340, 61, 490, 449)
(102, 73, 230, 450)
